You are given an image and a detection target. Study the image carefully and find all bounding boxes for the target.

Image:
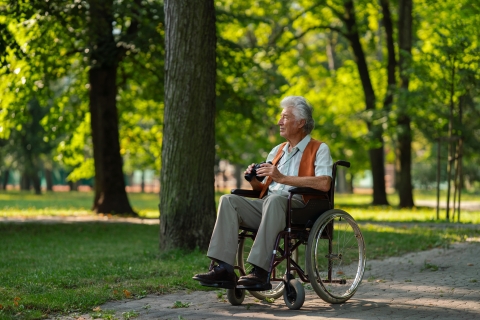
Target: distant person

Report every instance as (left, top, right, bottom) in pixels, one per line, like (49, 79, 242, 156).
(193, 96, 333, 289)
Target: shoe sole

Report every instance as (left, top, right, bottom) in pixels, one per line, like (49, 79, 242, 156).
(195, 280, 236, 289)
(192, 276, 237, 290)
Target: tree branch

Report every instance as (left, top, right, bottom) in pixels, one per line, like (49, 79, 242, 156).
(278, 24, 346, 55)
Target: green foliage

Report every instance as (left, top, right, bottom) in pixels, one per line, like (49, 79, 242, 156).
(1, 0, 479, 193)
(412, 0, 480, 157)
(0, 0, 165, 183)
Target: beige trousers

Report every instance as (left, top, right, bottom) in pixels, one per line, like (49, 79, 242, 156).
(206, 194, 304, 271)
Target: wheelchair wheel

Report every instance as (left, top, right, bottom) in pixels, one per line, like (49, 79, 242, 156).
(283, 279, 305, 310)
(306, 209, 366, 304)
(227, 288, 245, 305)
(237, 237, 296, 300)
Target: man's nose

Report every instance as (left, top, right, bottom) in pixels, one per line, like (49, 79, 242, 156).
(277, 118, 283, 125)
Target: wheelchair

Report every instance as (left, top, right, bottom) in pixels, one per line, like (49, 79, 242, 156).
(212, 160, 366, 310)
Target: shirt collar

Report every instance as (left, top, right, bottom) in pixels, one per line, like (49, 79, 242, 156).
(282, 134, 311, 153)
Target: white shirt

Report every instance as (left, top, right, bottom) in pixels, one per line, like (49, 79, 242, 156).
(265, 135, 333, 199)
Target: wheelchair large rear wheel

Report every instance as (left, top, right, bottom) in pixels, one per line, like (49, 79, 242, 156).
(306, 209, 366, 304)
(237, 237, 297, 300)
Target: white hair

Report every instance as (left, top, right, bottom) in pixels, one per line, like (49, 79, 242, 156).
(280, 96, 315, 134)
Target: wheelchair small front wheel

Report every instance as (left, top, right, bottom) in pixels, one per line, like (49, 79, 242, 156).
(227, 288, 245, 305)
(283, 279, 305, 310)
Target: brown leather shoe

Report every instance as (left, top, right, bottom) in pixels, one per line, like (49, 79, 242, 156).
(192, 265, 237, 289)
(237, 266, 269, 287)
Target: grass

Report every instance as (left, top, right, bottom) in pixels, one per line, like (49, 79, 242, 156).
(1, 222, 479, 319)
(0, 190, 479, 319)
(1, 190, 479, 223)
(0, 191, 160, 219)
(0, 223, 206, 320)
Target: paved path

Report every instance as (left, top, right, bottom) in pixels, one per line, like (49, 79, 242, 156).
(57, 239, 480, 320)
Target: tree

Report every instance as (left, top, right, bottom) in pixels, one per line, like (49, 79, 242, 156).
(87, 0, 136, 214)
(396, 0, 414, 208)
(339, 0, 389, 205)
(1, 0, 163, 214)
(159, 0, 217, 250)
(412, 0, 480, 219)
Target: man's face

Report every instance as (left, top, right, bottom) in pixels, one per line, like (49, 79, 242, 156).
(277, 107, 304, 139)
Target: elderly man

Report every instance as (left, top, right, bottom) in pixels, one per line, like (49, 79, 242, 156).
(193, 95, 333, 289)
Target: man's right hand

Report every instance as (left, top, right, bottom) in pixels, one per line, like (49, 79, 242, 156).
(244, 163, 256, 176)
(244, 163, 263, 191)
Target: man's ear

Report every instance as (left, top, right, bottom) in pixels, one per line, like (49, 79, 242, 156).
(297, 119, 306, 128)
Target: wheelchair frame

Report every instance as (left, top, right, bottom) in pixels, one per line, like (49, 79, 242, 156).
(215, 160, 366, 309)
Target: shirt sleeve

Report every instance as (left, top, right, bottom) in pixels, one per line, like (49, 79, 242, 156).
(315, 143, 333, 177)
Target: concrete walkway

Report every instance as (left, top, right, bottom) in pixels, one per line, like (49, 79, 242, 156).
(56, 239, 480, 320)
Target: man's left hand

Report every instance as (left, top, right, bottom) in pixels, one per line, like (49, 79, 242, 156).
(256, 162, 284, 183)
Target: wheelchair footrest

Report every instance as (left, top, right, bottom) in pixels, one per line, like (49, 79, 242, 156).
(236, 283, 272, 291)
(197, 281, 236, 289)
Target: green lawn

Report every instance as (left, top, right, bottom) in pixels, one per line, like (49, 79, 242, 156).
(0, 191, 160, 219)
(1, 190, 478, 223)
(0, 190, 479, 319)
(1, 222, 479, 320)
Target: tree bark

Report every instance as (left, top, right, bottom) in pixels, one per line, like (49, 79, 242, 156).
(396, 0, 414, 208)
(160, 0, 217, 250)
(88, 0, 135, 215)
(30, 169, 41, 195)
(2, 170, 8, 190)
(45, 168, 53, 191)
(343, 0, 389, 205)
(445, 64, 456, 221)
(68, 180, 78, 192)
(234, 164, 244, 189)
(21, 172, 30, 191)
(141, 170, 145, 193)
(380, 0, 396, 111)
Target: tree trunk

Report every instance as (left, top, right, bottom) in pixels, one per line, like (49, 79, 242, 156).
(396, 0, 414, 208)
(88, 0, 135, 215)
(326, 31, 337, 74)
(380, 0, 396, 112)
(21, 172, 30, 191)
(68, 180, 78, 192)
(343, 0, 389, 205)
(2, 170, 8, 190)
(160, 0, 216, 250)
(455, 96, 464, 222)
(445, 64, 456, 221)
(31, 170, 41, 195)
(347, 172, 354, 193)
(45, 168, 54, 191)
(234, 164, 244, 189)
(435, 139, 441, 220)
(336, 167, 348, 194)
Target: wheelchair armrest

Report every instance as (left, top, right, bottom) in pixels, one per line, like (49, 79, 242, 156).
(288, 187, 328, 196)
(231, 189, 261, 198)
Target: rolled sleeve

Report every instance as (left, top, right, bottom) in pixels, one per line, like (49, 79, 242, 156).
(315, 143, 333, 177)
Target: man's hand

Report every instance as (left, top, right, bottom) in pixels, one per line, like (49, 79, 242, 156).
(244, 163, 264, 191)
(255, 162, 285, 182)
(257, 162, 331, 192)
